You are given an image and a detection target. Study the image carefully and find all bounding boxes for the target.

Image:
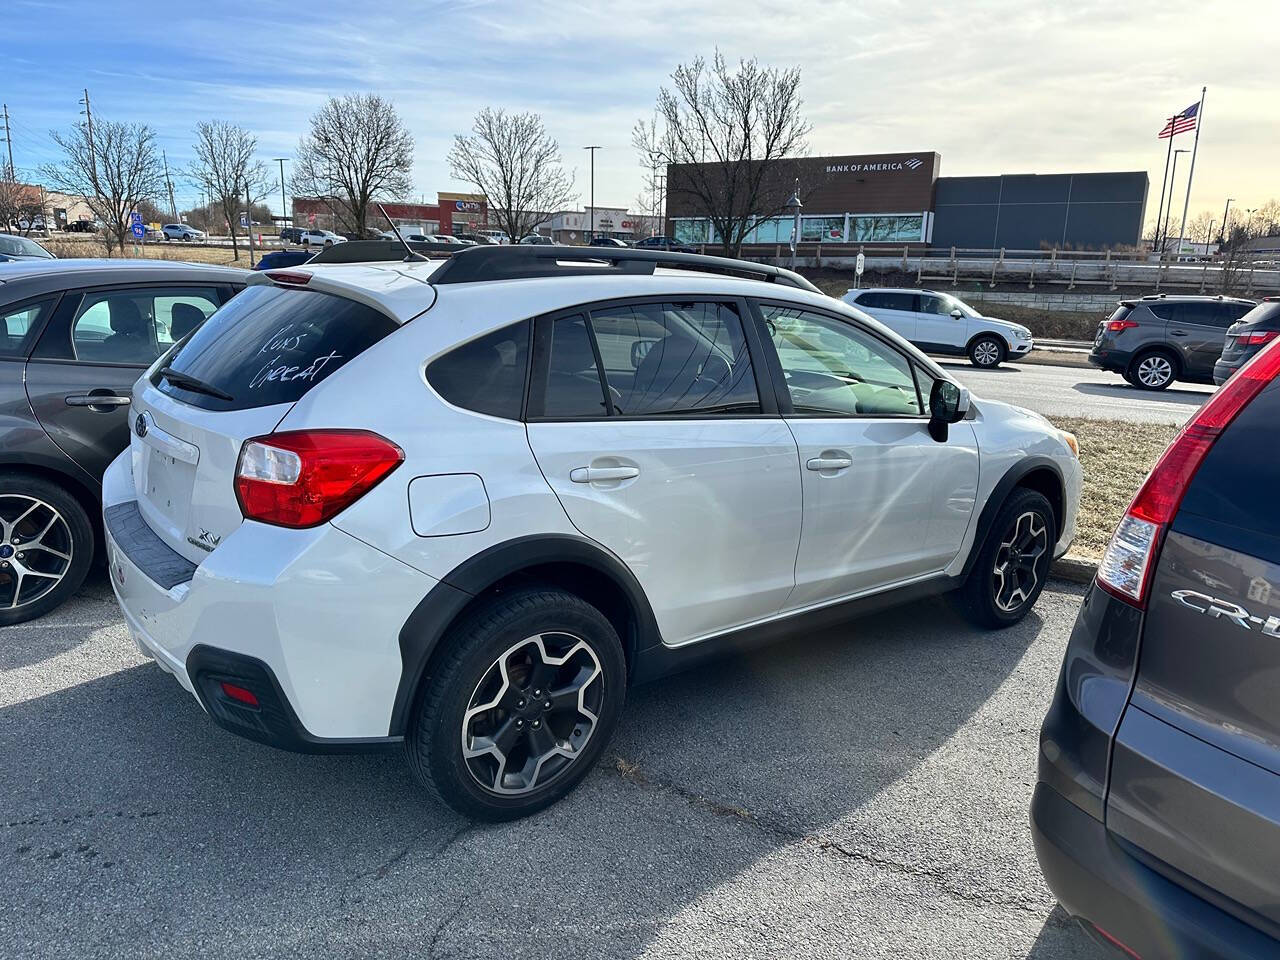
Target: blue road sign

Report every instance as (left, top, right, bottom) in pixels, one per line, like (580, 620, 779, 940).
(130, 221, 146, 240)
(130, 211, 143, 225)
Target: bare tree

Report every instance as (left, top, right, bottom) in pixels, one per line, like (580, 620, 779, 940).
(634, 51, 811, 255)
(290, 94, 413, 236)
(448, 108, 575, 243)
(188, 120, 273, 259)
(0, 178, 44, 235)
(41, 118, 165, 253)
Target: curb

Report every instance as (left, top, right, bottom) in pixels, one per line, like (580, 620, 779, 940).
(1051, 555, 1098, 584)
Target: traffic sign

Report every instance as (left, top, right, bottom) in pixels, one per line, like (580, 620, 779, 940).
(130, 221, 146, 240)
(239, 212, 249, 228)
(130, 211, 143, 225)
(855, 252, 865, 276)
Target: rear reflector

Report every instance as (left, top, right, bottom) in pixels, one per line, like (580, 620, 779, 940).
(220, 681, 259, 707)
(1097, 337, 1280, 607)
(235, 429, 403, 528)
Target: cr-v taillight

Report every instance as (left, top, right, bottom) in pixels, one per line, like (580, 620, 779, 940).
(235, 430, 403, 528)
(1097, 338, 1280, 607)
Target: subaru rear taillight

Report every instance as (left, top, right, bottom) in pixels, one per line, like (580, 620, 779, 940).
(1097, 338, 1280, 607)
(1106, 319, 1139, 332)
(235, 430, 403, 528)
(1235, 330, 1279, 347)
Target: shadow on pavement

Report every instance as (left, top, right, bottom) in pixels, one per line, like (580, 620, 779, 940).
(1072, 381, 1212, 405)
(1, 589, 1088, 959)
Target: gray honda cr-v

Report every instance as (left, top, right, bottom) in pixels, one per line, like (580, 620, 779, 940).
(1034, 336, 1280, 957)
(0, 258, 246, 623)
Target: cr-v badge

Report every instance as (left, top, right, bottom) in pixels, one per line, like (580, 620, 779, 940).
(1171, 588, 1280, 636)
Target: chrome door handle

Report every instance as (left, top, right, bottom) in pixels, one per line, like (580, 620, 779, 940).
(806, 456, 853, 471)
(65, 394, 131, 408)
(570, 466, 640, 483)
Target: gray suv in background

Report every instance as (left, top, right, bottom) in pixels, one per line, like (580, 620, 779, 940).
(0, 259, 246, 623)
(1033, 338, 1280, 957)
(1090, 294, 1254, 390)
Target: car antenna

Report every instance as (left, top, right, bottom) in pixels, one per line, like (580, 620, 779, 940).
(378, 203, 426, 262)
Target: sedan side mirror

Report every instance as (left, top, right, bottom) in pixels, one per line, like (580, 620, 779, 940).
(928, 380, 970, 442)
(950, 309, 965, 320)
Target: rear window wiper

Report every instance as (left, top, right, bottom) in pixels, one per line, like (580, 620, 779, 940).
(159, 367, 234, 403)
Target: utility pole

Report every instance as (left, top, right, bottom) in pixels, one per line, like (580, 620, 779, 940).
(1219, 198, 1234, 245)
(244, 177, 256, 268)
(1, 104, 14, 181)
(162, 150, 178, 221)
(583, 145, 601, 244)
(272, 157, 289, 225)
(79, 89, 99, 194)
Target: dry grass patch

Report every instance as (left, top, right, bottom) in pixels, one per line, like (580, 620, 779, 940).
(39, 236, 256, 268)
(1048, 416, 1177, 560)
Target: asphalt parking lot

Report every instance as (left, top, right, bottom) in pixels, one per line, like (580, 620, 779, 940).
(939, 358, 1215, 425)
(1, 572, 1107, 960)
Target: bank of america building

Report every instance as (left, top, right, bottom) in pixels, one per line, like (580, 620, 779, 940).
(665, 152, 1148, 251)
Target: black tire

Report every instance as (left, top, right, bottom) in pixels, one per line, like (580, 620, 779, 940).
(1128, 349, 1178, 390)
(968, 334, 1006, 368)
(407, 587, 626, 821)
(957, 488, 1055, 629)
(0, 474, 94, 626)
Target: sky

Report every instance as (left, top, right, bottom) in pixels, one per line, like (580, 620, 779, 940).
(5, 0, 1278, 229)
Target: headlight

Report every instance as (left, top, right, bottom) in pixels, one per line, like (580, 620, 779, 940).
(1016, 326, 1032, 339)
(1059, 430, 1079, 457)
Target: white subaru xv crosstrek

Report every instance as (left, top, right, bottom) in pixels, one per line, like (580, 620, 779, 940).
(103, 245, 1080, 820)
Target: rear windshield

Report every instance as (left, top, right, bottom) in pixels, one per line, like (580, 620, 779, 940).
(1106, 305, 1132, 324)
(153, 284, 398, 411)
(1238, 301, 1280, 329)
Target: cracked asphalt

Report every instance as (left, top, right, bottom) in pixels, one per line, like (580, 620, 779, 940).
(1, 571, 1106, 959)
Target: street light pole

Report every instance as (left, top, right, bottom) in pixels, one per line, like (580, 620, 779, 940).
(583, 145, 601, 244)
(1219, 197, 1234, 245)
(786, 180, 803, 270)
(273, 157, 289, 227)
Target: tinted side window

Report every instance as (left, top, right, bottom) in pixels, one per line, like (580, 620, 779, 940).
(588, 301, 759, 416)
(881, 293, 917, 312)
(543, 314, 609, 418)
(0, 297, 56, 358)
(72, 287, 220, 365)
(856, 292, 886, 309)
(426, 321, 529, 419)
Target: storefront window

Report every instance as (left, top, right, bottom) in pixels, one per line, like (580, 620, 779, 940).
(672, 219, 710, 244)
(848, 214, 924, 243)
(801, 216, 845, 243)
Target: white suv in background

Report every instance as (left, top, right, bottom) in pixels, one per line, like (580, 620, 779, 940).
(103, 246, 1080, 820)
(843, 288, 1033, 367)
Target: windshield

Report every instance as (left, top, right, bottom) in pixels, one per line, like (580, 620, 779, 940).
(0, 235, 52, 258)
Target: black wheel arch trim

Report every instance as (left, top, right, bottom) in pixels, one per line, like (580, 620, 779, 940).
(389, 533, 662, 737)
(959, 455, 1066, 581)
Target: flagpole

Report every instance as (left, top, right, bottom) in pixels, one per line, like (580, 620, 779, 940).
(1175, 86, 1207, 256)
(1153, 114, 1177, 252)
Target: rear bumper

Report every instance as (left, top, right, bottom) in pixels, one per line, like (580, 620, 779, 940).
(1032, 782, 1280, 959)
(102, 450, 439, 746)
(1214, 354, 1251, 385)
(1088, 345, 1132, 373)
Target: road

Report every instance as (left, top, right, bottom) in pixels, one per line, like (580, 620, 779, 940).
(938, 358, 1216, 425)
(1, 572, 1105, 960)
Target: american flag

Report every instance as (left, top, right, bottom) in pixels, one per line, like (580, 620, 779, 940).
(1159, 102, 1199, 139)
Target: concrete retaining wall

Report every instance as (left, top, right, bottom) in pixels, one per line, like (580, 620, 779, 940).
(959, 290, 1119, 313)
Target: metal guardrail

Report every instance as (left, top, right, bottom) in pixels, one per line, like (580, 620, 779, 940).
(737, 243, 1280, 295)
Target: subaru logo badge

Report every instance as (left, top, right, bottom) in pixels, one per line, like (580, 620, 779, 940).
(135, 413, 148, 438)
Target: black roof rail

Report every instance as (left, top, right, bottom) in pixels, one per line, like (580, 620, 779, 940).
(428, 244, 822, 293)
(309, 239, 464, 264)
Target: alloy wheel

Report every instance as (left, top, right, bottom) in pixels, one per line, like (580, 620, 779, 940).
(0, 495, 74, 610)
(992, 510, 1048, 613)
(1136, 355, 1173, 388)
(460, 633, 604, 796)
(973, 340, 1002, 366)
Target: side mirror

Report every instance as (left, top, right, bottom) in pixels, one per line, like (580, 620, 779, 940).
(928, 380, 970, 442)
(950, 309, 965, 320)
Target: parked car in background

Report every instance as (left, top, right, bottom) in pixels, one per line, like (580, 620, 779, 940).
(102, 245, 1080, 821)
(431, 235, 475, 245)
(589, 236, 629, 248)
(0, 235, 54, 261)
(253, 250, 314, 271)
(64, 220, 98, 233)
(1214, 298, 1280, 384)
(0, 259, 248, 624)
(1034, 337, 1280, 959)
(455, 232, 501, 245)
(842, 288, 1032, 368)
(144, 226, 165, 242)
(299, 229, 345, 248)
(519, 233, 554, 245)
(162, 224, 205, 241)
(634, 235, 697, 254)
(1089, 294, 1255, 390)
(279, 227, 305, 244)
